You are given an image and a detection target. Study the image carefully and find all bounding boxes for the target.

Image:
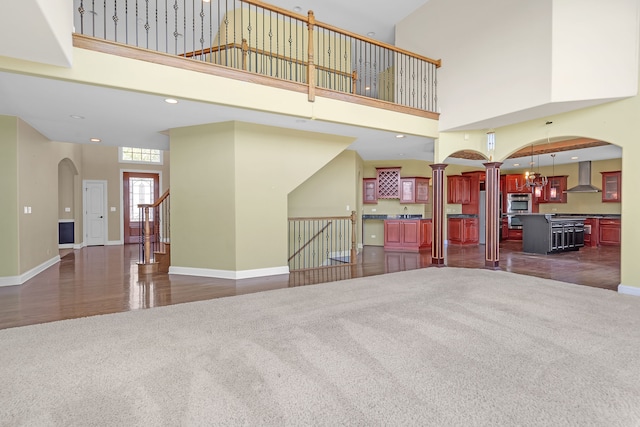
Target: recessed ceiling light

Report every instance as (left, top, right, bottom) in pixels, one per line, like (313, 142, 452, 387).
(293, 6, 302, 12)
(90, 138, 101, 143)
(396, 134, 406, 139)
(70, 114, 84, 119)
(367, 32, 375, 37)
(571, 156, 579, 160)
(513, 163, 520, 166)
(164, 98, 178, 104)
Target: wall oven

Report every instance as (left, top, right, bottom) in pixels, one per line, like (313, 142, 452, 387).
(507, 193, 532, 214)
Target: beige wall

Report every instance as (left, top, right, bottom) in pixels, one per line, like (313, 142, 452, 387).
(17, 119, 60, 273)
(0, 116, 19, 277)
(171, 121, 353, 274)
(81, 145, 170, 243)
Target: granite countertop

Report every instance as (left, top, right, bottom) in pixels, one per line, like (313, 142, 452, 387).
(362, 214, 425, 220)
(510, 213, 620, 219)
(447, 214, 478, 219)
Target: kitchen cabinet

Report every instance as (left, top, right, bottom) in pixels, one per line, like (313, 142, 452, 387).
(601, 171, 621, 203)
(376, 167, 401, 199)
(447, 175, 470, 204)
(462, 171, 484, 215)
(505, 174, 529, 194)
(384, 219, 432, 252)
(448, 217, 478, 245)
(536, 176, 568, 204)
(400, 177, 430, 204)
(599, 218, 621, 246)
(584, 218, 599, 247)
(507, 228, 523, 240)
(501, 217, 509, 240)
(363, 178, 377, 204)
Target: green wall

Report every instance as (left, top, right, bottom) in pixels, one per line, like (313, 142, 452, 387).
(0, 116, 19, 277)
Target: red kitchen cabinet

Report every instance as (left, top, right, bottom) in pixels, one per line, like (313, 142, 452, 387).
(363, 178, 377, 204)
(599, 218, 621, 246)
(384, 219, 432, 252)
(601, 171, 621, 203)
(400, 177, 430, 204)
(447, 175, 470, 204)
(448, 217, 478, 245)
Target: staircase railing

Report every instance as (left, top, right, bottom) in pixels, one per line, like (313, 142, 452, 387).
(138, 189, 170, 274)
(288, 211, 357, 271)
(73, 0, 440, 114)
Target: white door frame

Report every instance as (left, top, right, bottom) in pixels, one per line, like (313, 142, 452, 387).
(83, 180, 108, 246)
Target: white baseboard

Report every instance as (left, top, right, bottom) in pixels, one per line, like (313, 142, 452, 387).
(0, 255, 61, 287)
(107, 240, 122, 246)
(618, 284, 640, 297)
(58, 244, 75, 249)
(169, 265, 290, 280)
(74, 242, 85, 249)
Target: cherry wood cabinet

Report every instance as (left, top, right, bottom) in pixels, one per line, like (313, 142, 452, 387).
(599, 218, 621, 246)
(584, 218, 599, 247)
(462, 171, 484, 215)
(601, 171, 621, 203)
(376, 167, 401, 199)
(448, 217, 478, 245)
(447, 175, 471, 204)
(363, 178, 377, 204)
(384, 219, 432, 252)
(504, 174, 530, 194)
(535, 176, 568, 204)
(400, 177, 430, 204)
(501, 217, 509, 240)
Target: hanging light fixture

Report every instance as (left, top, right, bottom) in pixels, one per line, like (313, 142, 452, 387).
(516, 144, 548, 192)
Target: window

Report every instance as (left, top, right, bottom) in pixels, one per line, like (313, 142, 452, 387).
(119, 147, 163, 164)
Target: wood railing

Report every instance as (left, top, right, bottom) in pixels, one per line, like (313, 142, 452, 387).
(138, 189, 170, 274)
(288, 211, 357, 271)
(73, 0, 440, 114)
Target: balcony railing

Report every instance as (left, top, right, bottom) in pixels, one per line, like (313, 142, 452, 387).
(74, 0, 440, 113)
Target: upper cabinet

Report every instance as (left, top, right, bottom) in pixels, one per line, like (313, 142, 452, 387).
(363, 178, 378, 204)
(447, 175, 470, 204)
(601, 171, 621, 203)
(535, 176, 568, 204)
(504, 174, 529, 194)
(376, 167, 401, 199)
(400, 177, 430, 204)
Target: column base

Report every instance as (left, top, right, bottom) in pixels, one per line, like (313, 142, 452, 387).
(431, 258, 446, 266)
(485, 260, 500, 269)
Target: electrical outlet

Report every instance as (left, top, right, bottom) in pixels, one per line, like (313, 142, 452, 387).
(65, 207, 71, 212)
(371, 235, 376, 239)
(371, 208, 376, 212)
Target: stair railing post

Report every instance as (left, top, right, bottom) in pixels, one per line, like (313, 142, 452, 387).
(350, 210, 357, 265)
(144, 206, 151, 265)
(307, 10, 316, 102)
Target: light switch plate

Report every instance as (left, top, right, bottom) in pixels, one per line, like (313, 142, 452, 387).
(110, 207, 116, 212)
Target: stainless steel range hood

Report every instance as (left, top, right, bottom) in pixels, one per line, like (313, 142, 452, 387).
(564, 161, 601, 193)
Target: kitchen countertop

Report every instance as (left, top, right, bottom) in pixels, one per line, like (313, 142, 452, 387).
(447, 214, 478, 219)
(362, 214, 426, 220)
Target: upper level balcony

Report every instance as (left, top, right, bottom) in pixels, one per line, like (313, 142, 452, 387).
(72, 0, 440, 120)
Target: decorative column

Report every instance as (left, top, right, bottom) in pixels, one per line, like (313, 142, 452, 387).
(483, 162, 503, 269)
(430, 163, 448, 266)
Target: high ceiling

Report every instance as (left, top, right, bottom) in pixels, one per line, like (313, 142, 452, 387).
(0, 0, 622, 169)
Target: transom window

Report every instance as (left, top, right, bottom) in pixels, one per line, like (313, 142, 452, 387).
(119, 147, 163, 164)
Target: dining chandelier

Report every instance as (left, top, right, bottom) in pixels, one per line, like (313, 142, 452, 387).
(516, 144, 548, 192)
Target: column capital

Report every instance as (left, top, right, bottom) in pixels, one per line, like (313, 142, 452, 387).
(430, 163, 448, 171)
(483, 162, 503, 169)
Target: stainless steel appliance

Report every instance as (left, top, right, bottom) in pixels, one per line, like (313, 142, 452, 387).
(507, 214, 523, 230)
(507, 193, 532, 214)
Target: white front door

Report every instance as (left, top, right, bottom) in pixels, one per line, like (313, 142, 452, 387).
(84, 180, 107, 246)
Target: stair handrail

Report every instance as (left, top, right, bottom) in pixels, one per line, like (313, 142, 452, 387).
(138, 189, 170, 272)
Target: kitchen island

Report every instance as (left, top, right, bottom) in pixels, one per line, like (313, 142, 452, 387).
(516, 214, 585, 254)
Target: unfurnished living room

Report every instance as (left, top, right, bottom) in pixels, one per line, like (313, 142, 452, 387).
(1, 0, 640, 425)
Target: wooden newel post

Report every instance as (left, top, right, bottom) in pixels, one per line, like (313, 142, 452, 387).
(241, 38, 248, 71)
(350, 210, 357, 265)
(144, 206, 151, 265)
(307, 10, 316, 102)
(351, 71, 358, 94)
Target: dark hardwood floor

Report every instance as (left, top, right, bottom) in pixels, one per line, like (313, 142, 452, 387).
(0, 242, 620, 330)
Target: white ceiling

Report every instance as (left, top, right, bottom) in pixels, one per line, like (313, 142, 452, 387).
(0, 0, 623, 169)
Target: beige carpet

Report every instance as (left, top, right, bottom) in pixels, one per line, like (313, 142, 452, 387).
(1, 267, 639, 426)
